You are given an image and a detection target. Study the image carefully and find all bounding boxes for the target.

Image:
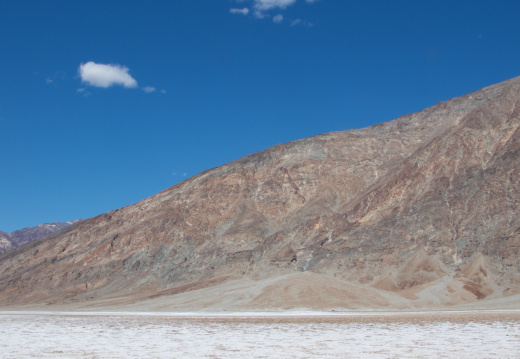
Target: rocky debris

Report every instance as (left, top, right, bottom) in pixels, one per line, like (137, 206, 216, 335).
(0, 77, 520, 310)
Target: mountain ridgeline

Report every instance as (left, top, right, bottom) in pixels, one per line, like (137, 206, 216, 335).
(1, 77, 519, 310)
(0, 221, 81, 255)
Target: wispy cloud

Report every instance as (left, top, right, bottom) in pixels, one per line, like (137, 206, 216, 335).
(254, 0, 296, 11)
(273, 14, 284, 23)
(44, 71, 66, 85)
(230, 0, 319, 24)
(230, 8, 250, 15)
(76, 88, 91, 97)
(78, 61, 138, 88)
(291, 18, 313, 27)
(142, 86, 156, 93)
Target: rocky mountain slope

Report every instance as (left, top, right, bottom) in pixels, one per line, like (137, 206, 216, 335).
(0, 221, 81, 254)
(1, 77, 519, 310)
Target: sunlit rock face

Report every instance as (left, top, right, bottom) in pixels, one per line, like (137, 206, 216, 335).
(1, 77, 519, 310)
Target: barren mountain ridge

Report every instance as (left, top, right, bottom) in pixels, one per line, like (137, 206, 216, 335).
(1, 77, 519, 310)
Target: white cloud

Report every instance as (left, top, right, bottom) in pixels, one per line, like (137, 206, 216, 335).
(230, 8, 250, 15)
(143, 86, 156, 93)
(78, 61, 138, 88)
(254, 0, 296, 11)
(291, 18, 313, 26)
(231, 0, 320, 24)
(252, 10, 266, 18)
(160, 89, 167, 94)
(76, 88, 91, 97)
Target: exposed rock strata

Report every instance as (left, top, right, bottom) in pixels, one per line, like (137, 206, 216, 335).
(1, 77, 519, 310)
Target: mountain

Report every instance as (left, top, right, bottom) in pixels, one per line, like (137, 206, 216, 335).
(0, 221, 82, 255)
(1, 77, 519, 311)
(0, 232, 12, 254)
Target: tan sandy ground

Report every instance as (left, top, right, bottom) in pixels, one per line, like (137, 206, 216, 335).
(1, 310, 520, 326)
(152, 311, 520, 325)
(2, 272, 519, 314)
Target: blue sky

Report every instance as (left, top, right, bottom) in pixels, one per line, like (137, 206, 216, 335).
(1, 0, 519, 232)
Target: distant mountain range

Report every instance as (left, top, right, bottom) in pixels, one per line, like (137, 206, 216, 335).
(0, 220, 82, 254)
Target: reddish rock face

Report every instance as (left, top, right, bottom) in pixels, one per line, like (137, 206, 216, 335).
(0, 77, 519, 310)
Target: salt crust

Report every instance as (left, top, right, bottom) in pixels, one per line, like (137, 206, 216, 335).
(1, 310, 519, 358)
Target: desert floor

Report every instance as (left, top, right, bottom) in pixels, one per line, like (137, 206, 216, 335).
(1, 310, 519, 358)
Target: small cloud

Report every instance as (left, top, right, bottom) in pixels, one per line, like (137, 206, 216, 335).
(143, 86, 156, 93)
(253, 10, 267, 18)
(78, 61, 138, 88)
(230, 8, 250, 15)
(44, 71, 66, 85)
(254, 0, 296, 11)
(160, 89, 167, 94)
(231, 0, 319, 25)
(77, 88, 91, 97)
(291, 18, 313, 27)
